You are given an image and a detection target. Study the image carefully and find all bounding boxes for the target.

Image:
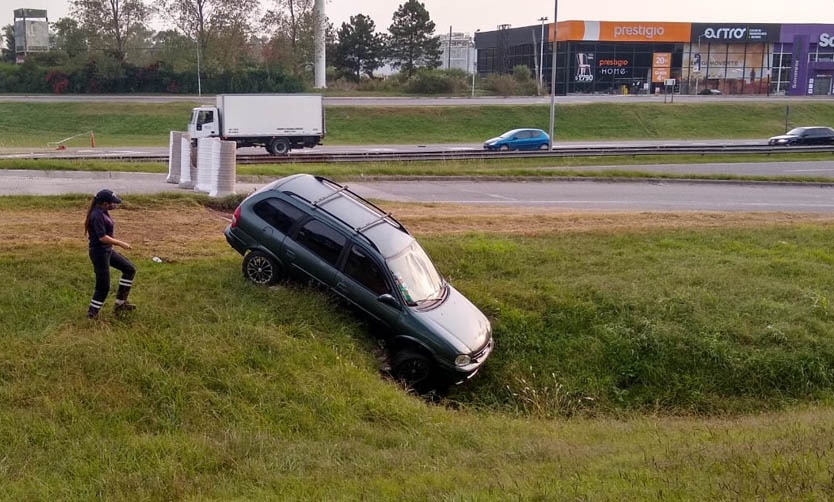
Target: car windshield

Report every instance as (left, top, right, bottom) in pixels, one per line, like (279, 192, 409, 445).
(786, 128, 807, 136)
(499, 130, 520, 139)
(386, 241, 445, 305)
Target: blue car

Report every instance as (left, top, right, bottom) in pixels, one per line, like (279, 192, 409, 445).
(483, 128, 550, 151)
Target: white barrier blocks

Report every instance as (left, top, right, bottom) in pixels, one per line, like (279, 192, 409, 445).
(210, 140, 237, 197)
(166, 131, 182, 184)
(194, 137, 216, 193)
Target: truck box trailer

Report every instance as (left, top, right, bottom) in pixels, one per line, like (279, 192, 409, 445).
(187, 94, 325, 155)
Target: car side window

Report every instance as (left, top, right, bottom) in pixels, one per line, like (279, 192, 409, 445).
(343, 245, 391, 295)
(293, 219, 346, 266)
(254, 198, 304, 234)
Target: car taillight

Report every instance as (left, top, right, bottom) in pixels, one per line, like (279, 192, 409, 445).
(231, 205, 241, 228)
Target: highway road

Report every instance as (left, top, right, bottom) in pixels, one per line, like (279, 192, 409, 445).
(1, 169, 833, 213)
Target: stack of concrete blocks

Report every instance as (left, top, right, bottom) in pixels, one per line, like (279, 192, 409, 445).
(165, 131, 195, 189)
(166, 131, 183, 184)
(194, 137, 237, 197)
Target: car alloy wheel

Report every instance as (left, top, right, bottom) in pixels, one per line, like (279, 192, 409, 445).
(243, 250, 279, 285)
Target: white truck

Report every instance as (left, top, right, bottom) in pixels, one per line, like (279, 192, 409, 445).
(187, 94, 325, 155)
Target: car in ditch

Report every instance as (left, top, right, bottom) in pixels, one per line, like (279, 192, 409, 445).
(767, 126, 834, 146)
(224, 174, 494, 392)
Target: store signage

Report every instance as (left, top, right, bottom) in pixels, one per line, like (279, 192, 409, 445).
(598, 58, 630, 76)
(613, 25, 664, 39)
(820, 33, 834, 48)
(703, 27, 747, 40)
(691, 23, 779, 43)
(652, 52, 671, 83)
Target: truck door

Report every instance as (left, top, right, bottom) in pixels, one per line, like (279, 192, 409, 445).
(189, 108, 218, 139)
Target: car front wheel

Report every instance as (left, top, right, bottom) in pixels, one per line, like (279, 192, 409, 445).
(391, 349, 436, 393)
(498, 145, 510, 151)
(243, 250, 280, 285)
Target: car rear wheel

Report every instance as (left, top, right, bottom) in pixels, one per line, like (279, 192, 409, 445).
(243, 250, 281, 285)
(391, 349, 436, 393)
(538, 143, 549, 150)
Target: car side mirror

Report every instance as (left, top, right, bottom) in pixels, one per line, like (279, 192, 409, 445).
(377, 293, 401, 309)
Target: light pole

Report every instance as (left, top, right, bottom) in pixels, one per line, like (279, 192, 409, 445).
(548, 2, 558, 149)
(538, 16, 548, 88)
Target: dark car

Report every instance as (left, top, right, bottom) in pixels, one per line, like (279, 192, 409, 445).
(768, 126, 834, 146)
(224, 174, 493, 392)
(484, 128, 550, 151)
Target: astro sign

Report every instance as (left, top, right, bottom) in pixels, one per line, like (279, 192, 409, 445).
(691, 23, 779, 43)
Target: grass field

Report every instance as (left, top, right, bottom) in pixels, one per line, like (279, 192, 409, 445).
(2, 100, 834, 148)
(2, 195, 834, 498)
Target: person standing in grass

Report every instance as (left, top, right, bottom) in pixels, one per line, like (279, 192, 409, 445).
(84, 189, 137, 319)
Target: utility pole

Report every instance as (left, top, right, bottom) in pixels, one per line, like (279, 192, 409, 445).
(548, 2, 558, 149)
(538, 17, 548, 88)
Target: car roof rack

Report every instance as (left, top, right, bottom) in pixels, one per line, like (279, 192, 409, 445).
(285, 176, 409, 250)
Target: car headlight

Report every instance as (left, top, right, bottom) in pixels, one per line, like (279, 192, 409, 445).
(455, 354, 471, 367)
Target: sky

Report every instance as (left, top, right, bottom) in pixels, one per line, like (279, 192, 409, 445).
(5, 0, 834, 38)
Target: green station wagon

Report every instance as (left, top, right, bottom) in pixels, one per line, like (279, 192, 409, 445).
(224, 174, 494, 392)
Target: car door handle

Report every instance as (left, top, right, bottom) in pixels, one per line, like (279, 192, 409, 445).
(286, 249, 296, 259)
(335, 281, 348, 292)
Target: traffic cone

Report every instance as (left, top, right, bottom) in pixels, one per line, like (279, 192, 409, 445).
(90, 131, 96, 148)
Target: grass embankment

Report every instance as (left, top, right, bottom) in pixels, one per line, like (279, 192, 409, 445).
(4, 100, 834, 183)
(2, 100, 834, 148)
(2, 195, 834, 498)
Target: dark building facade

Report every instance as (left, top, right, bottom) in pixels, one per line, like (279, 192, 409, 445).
(475, 20, 834, 96)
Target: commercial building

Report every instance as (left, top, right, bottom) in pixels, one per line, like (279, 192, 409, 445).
(474, 20, 834, 96)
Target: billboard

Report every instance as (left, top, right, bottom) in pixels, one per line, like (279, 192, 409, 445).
(14, 19, 49, 53)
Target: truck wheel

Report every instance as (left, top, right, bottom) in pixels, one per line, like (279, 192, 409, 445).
(268, 138, 291, 156)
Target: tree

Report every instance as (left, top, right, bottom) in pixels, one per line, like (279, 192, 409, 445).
(155, 0, 259, 73)
(1, 24, 15, 63)
(69, 0, 152, 63)
(51, 17, 89, 59)
(334, 14, 385, 81)
(387, 0, 441, 78)
(261, 0, 321, 76)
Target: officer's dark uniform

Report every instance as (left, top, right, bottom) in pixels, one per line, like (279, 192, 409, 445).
(87, 190, 136, 318)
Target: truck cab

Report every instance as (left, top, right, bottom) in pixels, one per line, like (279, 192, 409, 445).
(188, 107, 219, 141)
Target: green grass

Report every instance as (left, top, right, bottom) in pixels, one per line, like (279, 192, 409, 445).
(5, 153, 834, 184)
(2, 196, 834, 498)
(1, 101, 833, 148)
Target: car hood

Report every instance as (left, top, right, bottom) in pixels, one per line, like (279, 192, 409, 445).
(769, 134, 796, 141)
(484, 136, 502, 144)
(415, 285, 491, 352)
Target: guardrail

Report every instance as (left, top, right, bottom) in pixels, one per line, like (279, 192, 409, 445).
(6, 144, 834, 163)
(236, 144, 834, 164)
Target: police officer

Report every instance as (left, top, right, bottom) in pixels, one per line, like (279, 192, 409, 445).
(84, 189, 137, 319)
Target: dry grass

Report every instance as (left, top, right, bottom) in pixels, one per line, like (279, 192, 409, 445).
(8, 202, 834, 252)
